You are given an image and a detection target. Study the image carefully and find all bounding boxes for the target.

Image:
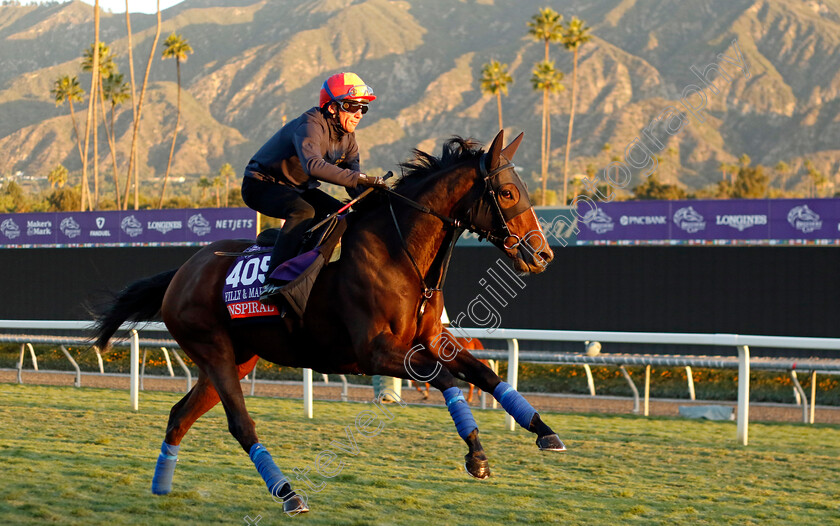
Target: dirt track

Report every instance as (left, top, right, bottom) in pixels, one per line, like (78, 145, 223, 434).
(4, 370, 839, 425)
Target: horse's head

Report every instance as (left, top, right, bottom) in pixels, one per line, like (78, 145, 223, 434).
(465, 130, 554, 274)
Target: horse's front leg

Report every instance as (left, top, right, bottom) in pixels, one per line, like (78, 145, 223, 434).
(433, 331, 566, 452)
(367, 334, 491, 479)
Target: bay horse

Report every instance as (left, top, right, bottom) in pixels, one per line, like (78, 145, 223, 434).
(91, 130, 564, 515)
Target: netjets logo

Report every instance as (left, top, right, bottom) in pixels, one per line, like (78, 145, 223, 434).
(673, 206, 706, 233)
(581, 207, 614, 234)
(59, 216, 81, 238)
(787, 205, 822, 233)
(121, 215, 143, 237)
(0, 218, 20, 239)
(188, 213, 211, 236)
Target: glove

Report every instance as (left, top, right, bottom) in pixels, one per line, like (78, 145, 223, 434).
(358, 174, 388, 188)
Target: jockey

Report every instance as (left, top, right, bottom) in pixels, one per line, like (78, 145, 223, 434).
(241, 72, 385, 303)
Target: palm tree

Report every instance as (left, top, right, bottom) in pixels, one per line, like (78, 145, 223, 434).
(47, 164, 69, 189)
(479, 60, 513, 131)
(124, 0, 162, 210)
(197, 176, 212, 202)
(219, 163, 235, 207)
(561, 16, 592, 205)
(531, 61, 565, 206)
(775, 161, 790, 193)
(83, 41, 117, 208)
(212, 175, 224, 207)
(79, 0, 101, 211)
(101, 72, 130, 209)
(719, 161, 729, 183)
(158, 32, 194, 208)
(805, 160, 827, 197)
(528, 7, 563, 62)
(51, 75, 85, 167)
(528, 8, 563, 206)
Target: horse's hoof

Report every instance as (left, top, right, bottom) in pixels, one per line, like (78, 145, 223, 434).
(464, 455, 491, 479)
(283, 494, 309, 515)
(536, 434, 566, 452)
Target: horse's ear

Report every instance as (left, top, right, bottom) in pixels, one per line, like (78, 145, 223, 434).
(486, 130, 505, 170)
(501, 132, 524, 161)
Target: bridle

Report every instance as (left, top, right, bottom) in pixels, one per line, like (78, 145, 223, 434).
(380, 153, 532, 308)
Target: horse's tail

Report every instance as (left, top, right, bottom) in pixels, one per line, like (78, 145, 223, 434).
(90, 268, 179, 351)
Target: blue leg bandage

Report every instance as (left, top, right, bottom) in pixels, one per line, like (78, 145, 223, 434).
(151, 441, 180, 495)
(443, 387, 478, 439)
(494, 382, 537, 430)
(249, 443, 289, 499)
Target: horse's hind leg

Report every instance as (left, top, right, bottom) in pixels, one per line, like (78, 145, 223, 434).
(152, 356, 259, 495)
(195, 345, 308, 514)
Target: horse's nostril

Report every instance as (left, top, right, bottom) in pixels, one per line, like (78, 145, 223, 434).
(539, 251, 554, 263)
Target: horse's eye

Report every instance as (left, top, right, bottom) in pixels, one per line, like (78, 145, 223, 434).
(500, 190, 513, 199)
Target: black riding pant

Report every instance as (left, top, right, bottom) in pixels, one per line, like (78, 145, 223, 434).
(241, 176, 342, 275)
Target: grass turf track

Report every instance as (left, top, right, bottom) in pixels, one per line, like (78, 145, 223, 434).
(1, 383, 839, 525)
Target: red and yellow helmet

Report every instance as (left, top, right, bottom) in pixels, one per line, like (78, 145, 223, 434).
(319, 72, 376, 107)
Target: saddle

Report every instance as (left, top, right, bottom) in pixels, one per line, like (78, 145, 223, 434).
(260, 215, 347, 320)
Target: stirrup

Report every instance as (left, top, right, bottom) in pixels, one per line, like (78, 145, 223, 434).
(259, 281, 283, 305)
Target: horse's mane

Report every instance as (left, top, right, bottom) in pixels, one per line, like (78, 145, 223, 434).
(393, 136, 483, 193)
(350, 136, 483, 215)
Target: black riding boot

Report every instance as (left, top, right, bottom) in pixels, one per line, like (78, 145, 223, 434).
(260, 219, 313, 304)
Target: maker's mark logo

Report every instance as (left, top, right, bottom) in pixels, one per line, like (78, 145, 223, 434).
(673, 206, 706, 233)
(121, 215, 143, 237)
(1, 218, 20, 239)
(188, 213, 211, 236)
(581, 207, 614, 234)
(59, 216, 81, 238)
(787, 205, 822, 233)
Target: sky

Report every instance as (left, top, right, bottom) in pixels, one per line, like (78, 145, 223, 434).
(77, 0, 187, 14)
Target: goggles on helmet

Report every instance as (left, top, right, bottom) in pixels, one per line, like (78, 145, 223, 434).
(338, 100, 369, 114)
(323, 81, 375, 102)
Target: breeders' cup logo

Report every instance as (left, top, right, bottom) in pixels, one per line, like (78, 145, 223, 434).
(581, 207, 614, 234)
(59, 216, 81, 238)
(0, 218, 20, 239)
(673, 206, 706, 233)
(787, 205, 822, 233)
(121, 215, 143, 237)
(187, 213, 211, 236)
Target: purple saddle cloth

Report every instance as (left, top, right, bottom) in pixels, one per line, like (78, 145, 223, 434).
(269, 248, 321, 283)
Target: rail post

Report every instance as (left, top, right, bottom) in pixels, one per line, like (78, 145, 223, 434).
(168, 348, 192, 392)
(685, 366, 695, 400)
(59, 345, 81, 387)
(303, 368, 313, 419)
(583, 364, 596, 396)
(505, 338, 519, 431)
(130, 329, 139, 411)
(619, 365, 640, 414)
(737, 345, 750, 446)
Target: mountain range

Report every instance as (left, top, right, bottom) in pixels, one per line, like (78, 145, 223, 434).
(2, 0, 840, 201)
